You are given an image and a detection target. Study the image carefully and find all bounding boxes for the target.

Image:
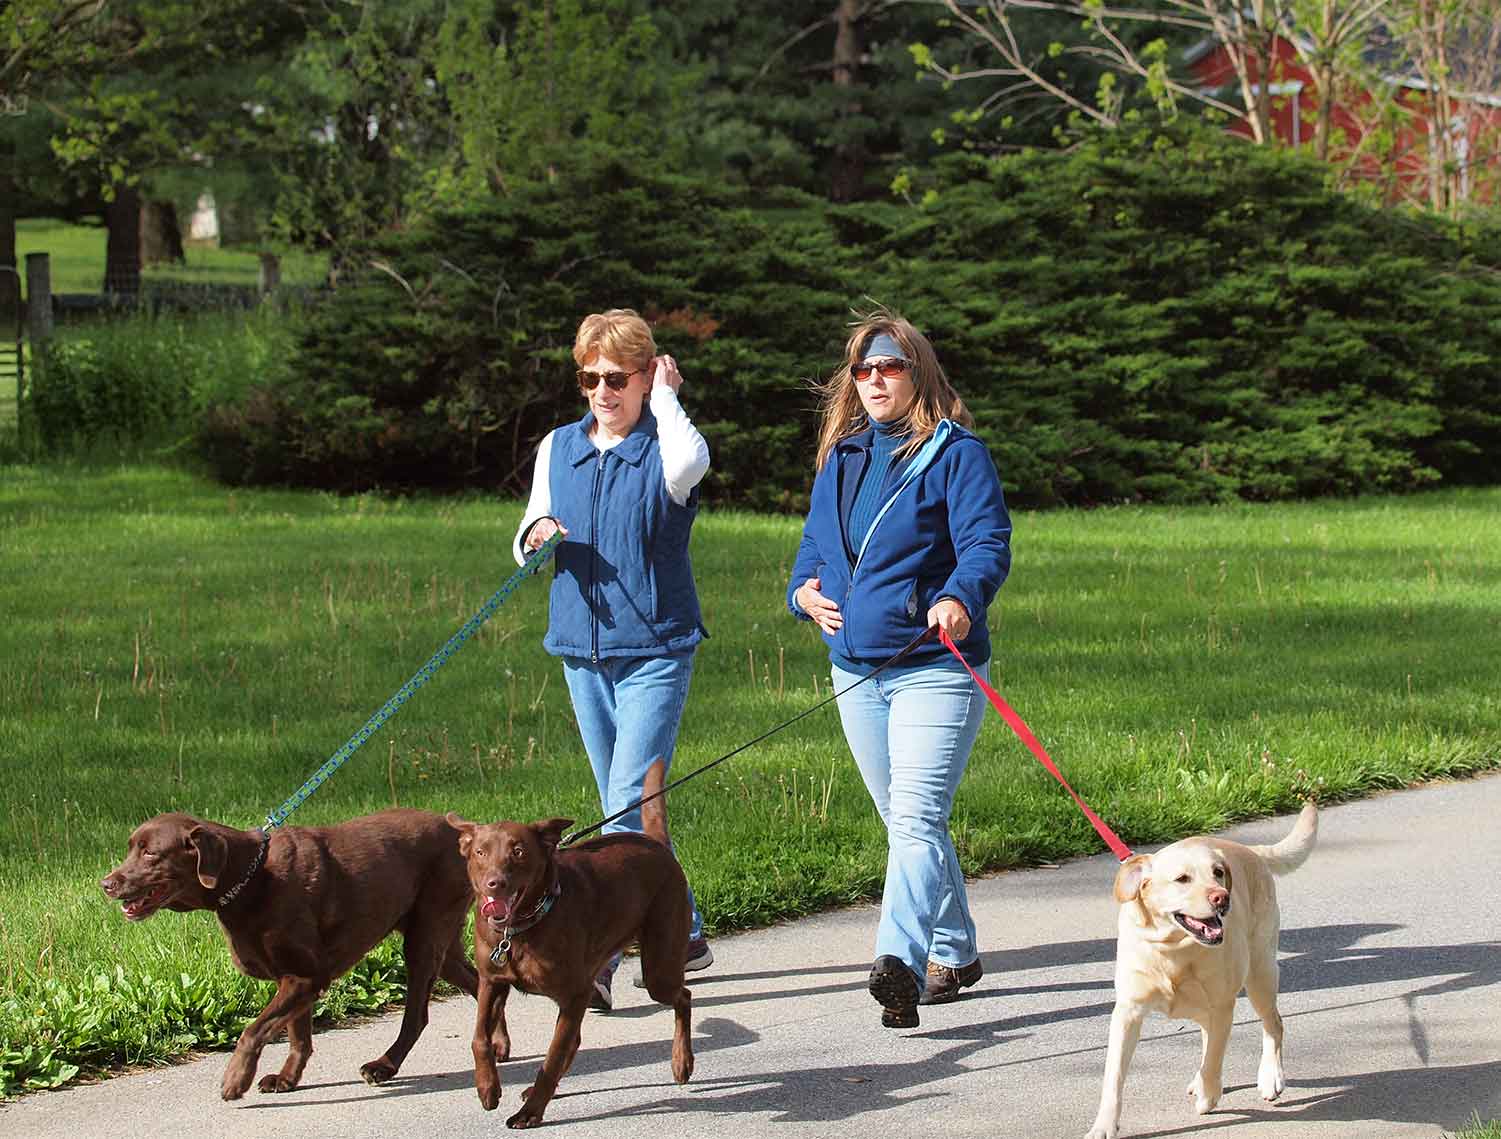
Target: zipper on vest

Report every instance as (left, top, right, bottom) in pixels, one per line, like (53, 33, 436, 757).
(589, 451, 605, 663)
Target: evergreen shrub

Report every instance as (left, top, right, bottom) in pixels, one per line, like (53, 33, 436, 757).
(201, 128, 1501, 507)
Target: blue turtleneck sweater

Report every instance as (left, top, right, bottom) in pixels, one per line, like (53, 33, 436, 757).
(847, 417, 907, 557)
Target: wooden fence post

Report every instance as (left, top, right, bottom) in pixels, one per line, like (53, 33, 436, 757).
(26, 253, 52, 344)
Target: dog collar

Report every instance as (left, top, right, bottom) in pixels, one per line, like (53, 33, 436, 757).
(217, 828, 271, 909)
(489, 879, 561, 965)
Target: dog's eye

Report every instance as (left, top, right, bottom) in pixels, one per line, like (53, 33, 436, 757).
(510, 847, 525, 863)
(1174, 873, 1190, 884)
(1213, 866, 1226, 880)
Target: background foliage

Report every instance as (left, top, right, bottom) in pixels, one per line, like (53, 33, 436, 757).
(88, 123, 1490, 508)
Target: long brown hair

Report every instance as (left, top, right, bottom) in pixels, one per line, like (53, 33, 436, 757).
(813, 306, 972, 471)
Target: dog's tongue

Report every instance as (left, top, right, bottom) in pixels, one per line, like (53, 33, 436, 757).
(480, 895, 511, 922)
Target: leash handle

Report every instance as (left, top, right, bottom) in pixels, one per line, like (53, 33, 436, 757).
(560, 626, 937, 847)
(937, 628, 1134, 861)
(262, 530, 564, 832)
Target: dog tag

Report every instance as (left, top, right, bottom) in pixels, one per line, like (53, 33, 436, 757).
(490, 937, 511, 966)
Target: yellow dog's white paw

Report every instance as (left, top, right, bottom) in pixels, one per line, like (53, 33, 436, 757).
(1085, 1123, 1118, 1139)
(1187, 1073, 1221, 1114)
(1258, 1062, 1286, 1101)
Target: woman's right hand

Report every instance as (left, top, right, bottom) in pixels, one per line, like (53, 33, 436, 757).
(795, 577, 843, 635)
(525, 517, 568, 552)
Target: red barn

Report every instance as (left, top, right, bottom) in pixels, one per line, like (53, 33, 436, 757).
(1184, 31, 1501, 207)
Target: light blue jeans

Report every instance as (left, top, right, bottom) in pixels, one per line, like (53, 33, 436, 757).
(561, 650, 704, 942)
(831, 655, 989, 990)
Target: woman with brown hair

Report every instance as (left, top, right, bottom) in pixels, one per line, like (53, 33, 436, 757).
(787, 308, 1012, 1028)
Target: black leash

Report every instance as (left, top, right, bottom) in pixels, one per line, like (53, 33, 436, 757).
(559, 625, 938, 847)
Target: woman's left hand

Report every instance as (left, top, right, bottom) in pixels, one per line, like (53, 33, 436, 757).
(927, 597, 971, 641)
(652, 354, 684, 394)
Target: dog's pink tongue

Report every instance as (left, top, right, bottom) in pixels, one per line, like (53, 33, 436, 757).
(480, 896, 511, 921)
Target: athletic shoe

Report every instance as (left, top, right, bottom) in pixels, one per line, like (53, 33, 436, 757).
(588, 966, 613, 1012)
(633, 937, 714, 988)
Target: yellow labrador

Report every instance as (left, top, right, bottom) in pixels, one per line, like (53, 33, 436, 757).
(1086, 801, 1317, 1139)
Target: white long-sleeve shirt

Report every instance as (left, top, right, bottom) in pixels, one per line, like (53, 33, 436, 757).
(511, 385, 710, 565)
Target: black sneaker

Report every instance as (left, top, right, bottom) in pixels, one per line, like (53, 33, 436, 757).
(919, 958, 983, 1005)
(868, 955, 921, 1029)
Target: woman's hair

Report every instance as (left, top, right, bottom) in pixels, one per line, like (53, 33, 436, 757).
(813, 306, 972, 471)
(572, 308, 657, 371)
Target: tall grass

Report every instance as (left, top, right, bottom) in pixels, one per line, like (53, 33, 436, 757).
(0, 472, 1497, 1094)
(21, 306, 297, 461)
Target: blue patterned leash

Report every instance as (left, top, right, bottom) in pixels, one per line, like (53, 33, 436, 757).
(219, 530, 561, 908)
(261, 531, 562, 832)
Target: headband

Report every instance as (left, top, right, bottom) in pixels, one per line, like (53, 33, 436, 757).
(860, 332, 906, 363)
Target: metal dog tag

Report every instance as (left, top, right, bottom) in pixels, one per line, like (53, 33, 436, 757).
(490, 936, 511, 966)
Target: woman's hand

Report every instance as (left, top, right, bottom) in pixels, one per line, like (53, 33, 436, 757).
(524, 517, 568, 553)
(927, 597, 971, 641)
(652, 354, 684, 394)
(795, 577, 843, 635)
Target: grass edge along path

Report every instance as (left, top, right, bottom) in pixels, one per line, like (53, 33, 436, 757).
(1, 468, 1497, 1096)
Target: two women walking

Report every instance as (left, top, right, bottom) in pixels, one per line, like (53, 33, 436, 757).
(519, 305, 1011, 1029)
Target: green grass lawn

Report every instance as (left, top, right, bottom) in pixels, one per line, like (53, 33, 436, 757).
(14, 218, 327, 293)
(1, 469, 1498, 1093)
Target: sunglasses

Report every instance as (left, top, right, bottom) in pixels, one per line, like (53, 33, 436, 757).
(851, 357, 912, 382)
(577, 367, 645, 392)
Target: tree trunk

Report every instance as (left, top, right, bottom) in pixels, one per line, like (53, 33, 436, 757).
(103, 185, 142, 298)
(140, 199, 184, 266)
(829, 0, 864, 202)
(0, 136, 18, 328)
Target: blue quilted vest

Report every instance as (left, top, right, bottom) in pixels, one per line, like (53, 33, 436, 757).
(542, 408, 706, 661)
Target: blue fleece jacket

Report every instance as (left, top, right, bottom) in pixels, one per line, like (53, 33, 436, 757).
(786, 421, 1011, 668)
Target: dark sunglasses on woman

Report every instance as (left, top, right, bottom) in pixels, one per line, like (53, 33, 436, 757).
(577, 367, 645, 392)
(851, 358, 911, 382)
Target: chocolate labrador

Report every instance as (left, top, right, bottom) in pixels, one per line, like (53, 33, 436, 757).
(101, 809, 482, 1100)
(449, 759, 693, 1127)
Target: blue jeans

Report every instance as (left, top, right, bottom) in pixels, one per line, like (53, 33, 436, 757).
(831, 656, 989, 990)
(561, 650, 704, 942)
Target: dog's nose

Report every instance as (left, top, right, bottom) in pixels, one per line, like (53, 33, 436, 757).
(101, 875, 119, 897)
(483, 876, 503, 894)
(1207, 887, 1229, 913)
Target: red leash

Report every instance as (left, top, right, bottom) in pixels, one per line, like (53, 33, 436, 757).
(938, 628, 1134, 862)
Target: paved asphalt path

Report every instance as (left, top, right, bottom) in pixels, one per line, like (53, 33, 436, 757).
(6, 774, 1499, 1139)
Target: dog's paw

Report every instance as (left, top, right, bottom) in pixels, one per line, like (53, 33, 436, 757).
(506, 1096, 544, 1129)
(220, 1062, 254, 1101)
(257, 1073, 298, 1093)
(1258, 1062, 1286, 1101)
(475, 1072, 502, 1112)
(491, 1031, 512, 1064)
(360, 1057, 397, 1086)
(1187, 1073, 1222, 1114)
(1085, 1128, 1118, 1139)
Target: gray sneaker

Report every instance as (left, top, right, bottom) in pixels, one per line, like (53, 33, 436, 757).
(634, 937, 714, 987)
(588, 967, 613, 1012)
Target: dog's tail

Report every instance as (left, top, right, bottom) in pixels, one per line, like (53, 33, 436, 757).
(1248, 800, 1318, 875)
(640, 757, 672, 849)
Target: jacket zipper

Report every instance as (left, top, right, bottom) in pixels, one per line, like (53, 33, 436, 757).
(839, 423, 953, 657)
(589, 451, 605, 663)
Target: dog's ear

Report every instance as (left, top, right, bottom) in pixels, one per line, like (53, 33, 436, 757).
(446, 812, 476, 858)
(533, 818, 574, 853)
(187, 825, 228, 889)
(1114, 854, 1151, 903)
